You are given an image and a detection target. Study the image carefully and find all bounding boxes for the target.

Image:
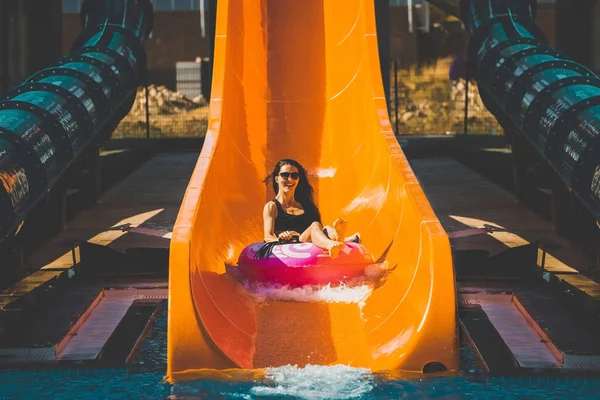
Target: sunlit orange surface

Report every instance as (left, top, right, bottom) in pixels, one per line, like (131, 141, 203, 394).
(167, 0, 457, 383)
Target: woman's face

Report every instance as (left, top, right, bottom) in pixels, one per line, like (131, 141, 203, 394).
(275, 164, 300, 195)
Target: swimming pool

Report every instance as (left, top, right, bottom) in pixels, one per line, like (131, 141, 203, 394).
(1, 303, 599, 400)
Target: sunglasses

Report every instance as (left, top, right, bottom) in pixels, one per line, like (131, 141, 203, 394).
(279, 172, 299, 180)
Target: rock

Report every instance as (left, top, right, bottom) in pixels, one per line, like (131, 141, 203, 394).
(192, 95, 207, 106)
(127, 84, 206, 116)
(401, 111, 414, 122)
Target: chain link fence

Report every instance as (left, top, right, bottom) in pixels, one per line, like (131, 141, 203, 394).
(389, 57, 503, 136)
(112, 56, 504, 139)
(112, 59, 210, 139)
(112, 82, 210, 139)
(62, 0, 212, 139)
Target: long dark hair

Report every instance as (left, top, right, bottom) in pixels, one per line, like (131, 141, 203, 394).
(264, 159, 321, 222)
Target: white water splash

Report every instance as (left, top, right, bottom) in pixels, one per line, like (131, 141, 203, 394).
(229, 262, 393, 307)
(244, 281, 374, 305)
(250, 364, 375, 399)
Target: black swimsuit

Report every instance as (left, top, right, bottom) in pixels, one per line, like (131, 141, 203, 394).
(272, 199, 320, 234)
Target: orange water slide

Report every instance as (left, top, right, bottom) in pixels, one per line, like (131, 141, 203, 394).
(167, 0, 457, 383)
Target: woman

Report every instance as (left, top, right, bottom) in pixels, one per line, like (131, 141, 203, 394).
(263, 159, 360, 258)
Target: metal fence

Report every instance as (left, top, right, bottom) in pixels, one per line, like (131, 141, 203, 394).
(89, 3, 212, 139)
(61, 2, 502, 140)
(112, 80, 210, 139)
(112, 56, 504, 139)
(389, 57, 503, 136)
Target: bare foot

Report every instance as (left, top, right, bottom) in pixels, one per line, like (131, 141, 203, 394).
(333, 218, 347, 242)
(328, 241, 345, 258)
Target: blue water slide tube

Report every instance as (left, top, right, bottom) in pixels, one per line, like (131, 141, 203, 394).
(0, 0, 153, 242)
(427, 0, 600, 222)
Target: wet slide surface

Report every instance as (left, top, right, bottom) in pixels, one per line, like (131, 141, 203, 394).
(167, 0, 457, 382)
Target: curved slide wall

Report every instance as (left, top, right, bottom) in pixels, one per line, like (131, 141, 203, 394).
(168, 0, 457, 382)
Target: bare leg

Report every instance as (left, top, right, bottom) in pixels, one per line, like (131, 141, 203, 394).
(299, 221, 345, 258)
(333, 218, 347, 241)
(322, 225, 336, 240)
(332, 218, 360, 243)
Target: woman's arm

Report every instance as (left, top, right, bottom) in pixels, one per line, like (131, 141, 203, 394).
(263, 201, 279, 242)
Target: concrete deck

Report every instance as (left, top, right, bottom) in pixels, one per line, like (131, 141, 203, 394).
(411, 157, 595, 276)
(412, 157, 600, 373)
(28, 152, 198, 272)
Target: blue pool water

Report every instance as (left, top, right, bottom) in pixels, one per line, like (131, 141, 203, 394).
(1, 303, 600, 399)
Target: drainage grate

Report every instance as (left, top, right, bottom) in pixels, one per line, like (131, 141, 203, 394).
(108, 283, 168, 289)
(567, 364, 600, 371)
(138, 295, 167, 300)
(459, 299, 473, 306)
(0, 355, 54, 363)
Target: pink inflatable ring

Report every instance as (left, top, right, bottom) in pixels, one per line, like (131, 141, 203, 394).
(236, 242, 374, 286)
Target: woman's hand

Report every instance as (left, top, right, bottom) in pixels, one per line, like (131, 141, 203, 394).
(278, 230, 300, 241)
